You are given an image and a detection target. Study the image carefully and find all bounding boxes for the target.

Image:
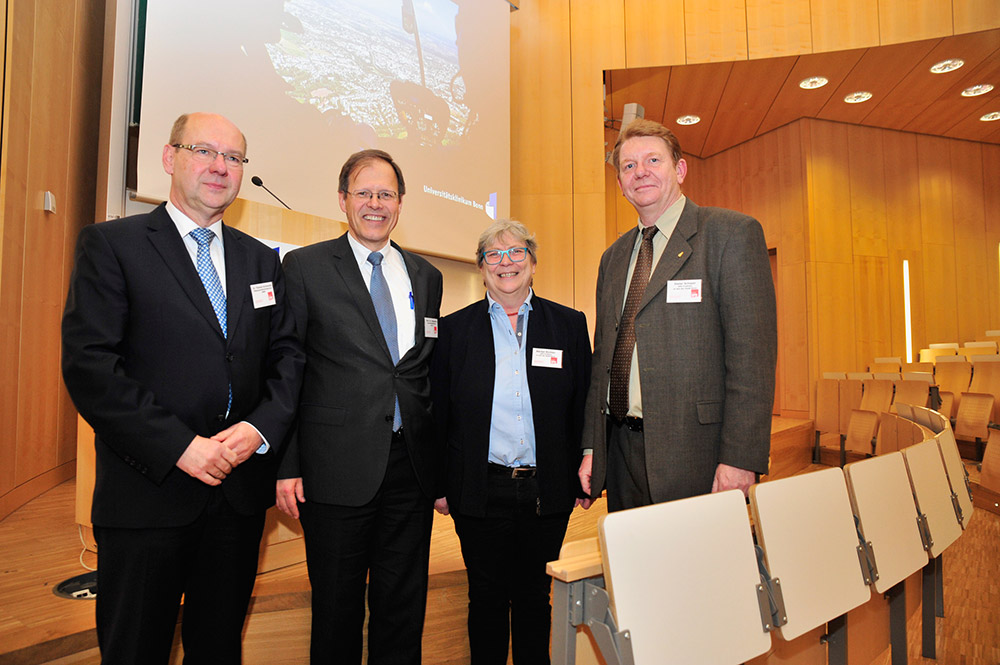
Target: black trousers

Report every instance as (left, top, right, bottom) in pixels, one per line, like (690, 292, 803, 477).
(299, 434, 434, 665)
(452, 469, 571, 665)
(94, 489, 265, 665)
(606, 419, 654, 511)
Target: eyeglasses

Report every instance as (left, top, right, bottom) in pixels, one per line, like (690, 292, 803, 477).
(172, 144, 248, 168)
(482, 247, 529, 264)
(349, 190, 399, 202)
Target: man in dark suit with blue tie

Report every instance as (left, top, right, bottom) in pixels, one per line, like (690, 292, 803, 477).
(275, 149, 443, 664)
(61, 112, 305, 664)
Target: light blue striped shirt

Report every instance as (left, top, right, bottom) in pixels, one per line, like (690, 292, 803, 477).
(487, 290, 537, 467)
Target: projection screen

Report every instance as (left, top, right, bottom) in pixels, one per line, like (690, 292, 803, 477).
(134, 0, 511, 260)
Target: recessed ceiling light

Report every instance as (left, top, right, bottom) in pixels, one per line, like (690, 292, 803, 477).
(962, 84, 994, 97)
(844, 91, 873, 104)
(981, 111, 1000, 122)
(930, 58, 964, 74)
(799, 76, 829, 90)
(676, 115, 701, 125)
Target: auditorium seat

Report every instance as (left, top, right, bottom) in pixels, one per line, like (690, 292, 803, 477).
(933, 359, 972, 419)
(869, 357, 902, 373)
(844, 379, 895, 458)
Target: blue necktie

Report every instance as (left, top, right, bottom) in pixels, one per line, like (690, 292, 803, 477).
(190, 228, 231, 411)
(368, 251, 402, 431)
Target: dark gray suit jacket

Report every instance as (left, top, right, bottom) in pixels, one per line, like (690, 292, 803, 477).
(277, 233, 443, 506)
(583, 198, 777, 503)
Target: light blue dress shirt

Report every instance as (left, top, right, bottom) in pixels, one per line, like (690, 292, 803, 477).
(487, 290, 537, 467)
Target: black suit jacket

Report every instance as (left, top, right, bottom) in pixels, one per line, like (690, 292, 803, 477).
(431, 295, 591, 517)
(277, 233, 443, 506)
(61, 204, 305, 528)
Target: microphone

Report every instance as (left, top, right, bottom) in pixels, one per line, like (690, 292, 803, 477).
(250, 175, 292, 210)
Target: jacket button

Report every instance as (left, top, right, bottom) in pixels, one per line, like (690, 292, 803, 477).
(226, 353, 234, 362)
(216, 414, 226, 422)
(385, 415, 392, 422)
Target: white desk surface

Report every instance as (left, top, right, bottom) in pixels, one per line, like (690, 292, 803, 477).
(598, 490, 771, 665)
(749, 467, 871, 640)
(934, 427, 975, 529)
(902, 439, 963, 557)
(844, 453, 929, 592)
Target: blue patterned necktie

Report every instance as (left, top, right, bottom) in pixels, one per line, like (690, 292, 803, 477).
(190, 227, 231, 411)
(368, 251, 402, 431)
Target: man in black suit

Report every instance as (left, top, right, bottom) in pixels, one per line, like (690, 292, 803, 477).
(61, 112, 304, 664)
(275, 149, 443, 664)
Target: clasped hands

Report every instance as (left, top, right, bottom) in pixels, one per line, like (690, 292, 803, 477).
(175, 422, 263, 486)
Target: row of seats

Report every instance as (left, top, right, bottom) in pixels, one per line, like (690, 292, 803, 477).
(547, 407, 975, 665)
(818, 363, 998, 463)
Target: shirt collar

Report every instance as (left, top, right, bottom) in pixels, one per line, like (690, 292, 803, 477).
(486, 288, 534, 314)
(166, 201, 225, 244)
(636, 194, 686, 242)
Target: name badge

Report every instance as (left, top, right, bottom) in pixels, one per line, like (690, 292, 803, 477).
(532, 347, 563, 368)
(424, 317, 439, 338)
(666, 279, 702, 303)
(250, 282, 276, 309)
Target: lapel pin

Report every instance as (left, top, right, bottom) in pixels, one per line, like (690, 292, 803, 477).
(678, 251, 684, 258)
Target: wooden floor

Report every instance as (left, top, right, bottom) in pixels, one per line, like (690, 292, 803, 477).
(1, 417, 996, 665)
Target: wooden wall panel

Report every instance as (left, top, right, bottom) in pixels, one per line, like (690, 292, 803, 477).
(683, 146, 743, 213)
(0, 0, 106, 518)
(775, 120, 808, 266)
(510, 0, 572, 198)
(953, 0, 1000, 34)
(511, 193, 575, 307)
(883, 131, 923, 252)
(745, 0, 812, 59)
(623, 0, 685, 68)
(0, 0, 36, 501)
(922, 244, 960, 344)
(684, 0, 749, 64)
(983, 144, 1000, 330)
(916, 135, 956, 247)
(779, 261, 810, 412)
(847, 125, 888, 258)
(569, 0, 625, 195)
(878, 0, 955, 45)
(810, 261, 857, 373)
(15, 1, 76, 484)
(804, 120, 853, 264)
(809, 0, 880, 53)
(739, 130, 783, 243)
(949, 141, 990, 343)
(853, 255, 893, 363)
(572, 192, 606, 326)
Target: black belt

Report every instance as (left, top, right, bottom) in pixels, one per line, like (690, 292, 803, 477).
(608, 414, 644, 432)
(488, 462, 537, 478)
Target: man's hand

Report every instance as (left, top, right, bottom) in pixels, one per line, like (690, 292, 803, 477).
(434, 497, 450, 516)
(574, 497, 594, 510)
(711, 463, 756, 496)
(578, 454, 593, 496)
(212, 422, 263, 464)
(176, 435, 239, 486)
(276, 477, 305, 518)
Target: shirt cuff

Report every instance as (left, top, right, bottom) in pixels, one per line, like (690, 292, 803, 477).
(241, 421, 270, 454)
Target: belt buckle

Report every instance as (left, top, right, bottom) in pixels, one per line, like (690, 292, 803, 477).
(511, 467, 535, 479)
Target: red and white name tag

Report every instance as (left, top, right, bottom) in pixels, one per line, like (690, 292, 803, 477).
(531, 348, 563, 368)
(666, 279, 702, 303)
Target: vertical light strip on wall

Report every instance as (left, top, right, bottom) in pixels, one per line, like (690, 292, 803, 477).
(903, 260, 913, 363)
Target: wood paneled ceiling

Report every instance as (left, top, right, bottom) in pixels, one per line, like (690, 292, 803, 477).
(605, 29, 1000, 158)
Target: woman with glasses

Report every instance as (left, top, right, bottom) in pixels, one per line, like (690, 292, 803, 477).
(430, 219, 592, 664)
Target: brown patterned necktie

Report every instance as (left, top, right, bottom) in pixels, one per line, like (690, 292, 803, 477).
(609, 225, 657, 421)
